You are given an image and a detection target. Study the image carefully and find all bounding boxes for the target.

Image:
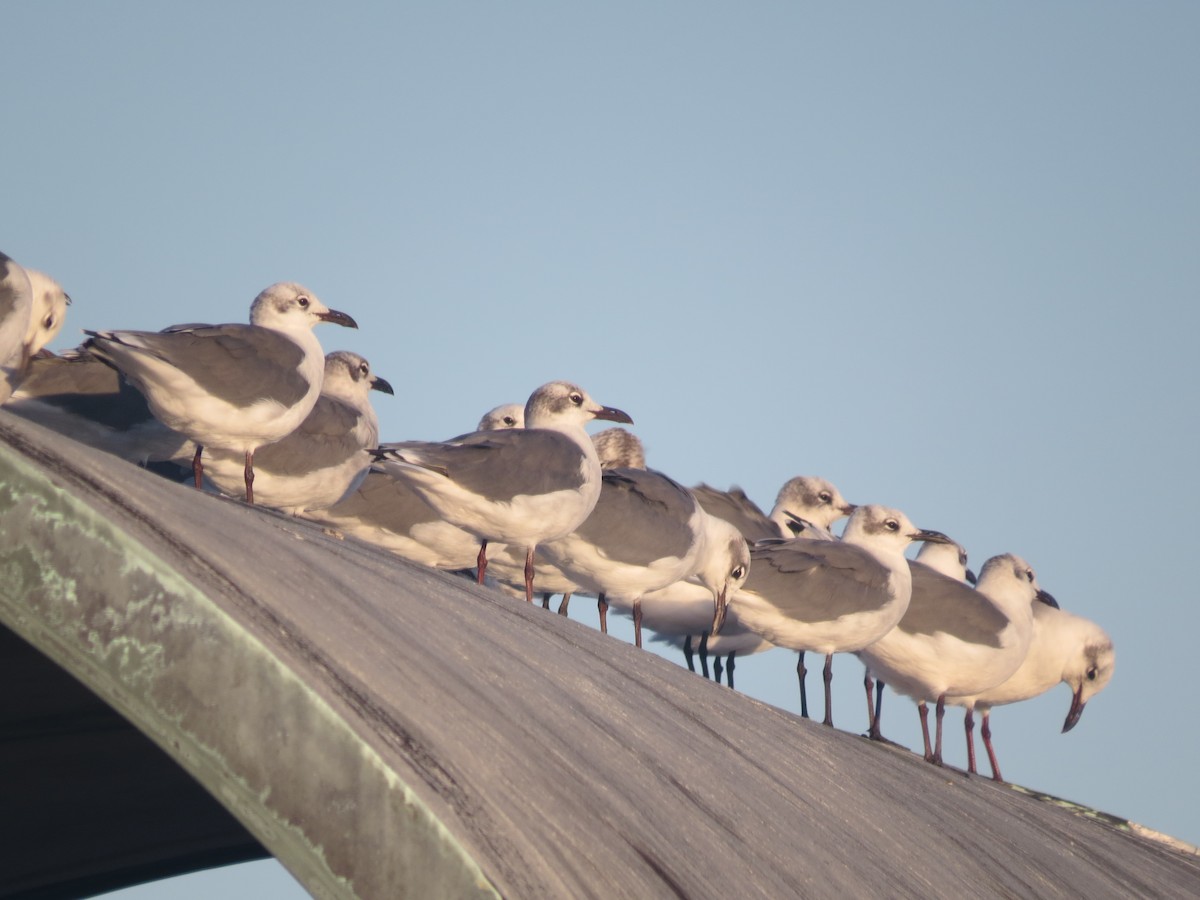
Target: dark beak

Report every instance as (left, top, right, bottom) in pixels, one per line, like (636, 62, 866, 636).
(1036, 589, 1059, 609)
(840, 502, 858, 516)
(711, 587, 728, 636)
(965, 568, 978, 585)
(1063, 683, 1086, 732)
(593, 405, 633, 425)
(910, 528, 953, 545)
(371, 375, 395, 396)
(317, 308, 359, 329)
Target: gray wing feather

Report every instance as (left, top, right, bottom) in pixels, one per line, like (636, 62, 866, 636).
(574, 468, 699, 566)
(16, 352, 157, 430)
(898, 562, 1007, 649)
(746, 539, 893, 621)
(325, 469, 444, 533)
(693, 483, 780, 542)
(251, 396, 369, 474)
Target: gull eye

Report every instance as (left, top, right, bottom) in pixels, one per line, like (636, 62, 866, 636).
(360, 363, 369, 376)
(569, 392, 583, 406)
(1086, 667, 1097, 681)
(1025, 568, 1035, 582)
(732, 566, 746, 580)
(503, 416, 516, 426)
(884, 518, 900, 532)
(297, 296, 310, 308)
(818, 491, 832, 503)
(44, 314, 55, 329)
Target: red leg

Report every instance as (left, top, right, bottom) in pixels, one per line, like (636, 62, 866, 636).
(933, 694, 946, 765)
(981, 711, 1004, 782)
(243, 449, 255, 504)
(597, 594, 608, 633)
(523, 547, 534, 602)
(192, 445, 204, 490)
(964, 706, 978, 775)
(918, 701, 933, 762)
(557, 593, 571, 617)
(632, 599, 643, 648)
(475, 540, 488, 584)
(821, 653, 835, 727)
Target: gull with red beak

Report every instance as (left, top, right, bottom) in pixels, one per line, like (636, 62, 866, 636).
(372, 381, 632, 602)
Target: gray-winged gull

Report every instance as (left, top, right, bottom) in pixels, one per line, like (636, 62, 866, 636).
(0, 251, 34, 404)
(84, 282, 357, 503)
(23, 268, 71, 357)
(732, 505, 951, 726)
(371, 381, 632, 601)
(858, 553, 1055, 768)
(948, 602, 1113, 781)
(693, 476, 856, 544)
(203, 351, 393, 513)
(476, 403, 524, 431)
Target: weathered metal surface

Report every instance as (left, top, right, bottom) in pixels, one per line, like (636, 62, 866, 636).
(1, 409, 1198, 898)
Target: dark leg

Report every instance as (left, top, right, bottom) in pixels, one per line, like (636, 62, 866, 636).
(932, 694, 946, 765)
(713, 655, 724, 684)
(243, 449, 255, 504)
(523, 547, 535, 602)
(964, 707, 978, 775)
(475, 540, 488, 585)
(632, 599, 643, 648)
(869, 678, 887, 741)
(192, 445, 204, 490)
(822, 653, 835, 727)
(918, 701, 934, 762)
(557, 593, 571, 617)
(683, 635, 696, 673)
(796, 652, 809, 719)
(597, 593, 608, 634)
(864, 670, 876, 732)
(699, 633, 710, 679)
(726, 652, 736, 690)
(540, 593, 551, 610)
(981, 711, 1004, 782)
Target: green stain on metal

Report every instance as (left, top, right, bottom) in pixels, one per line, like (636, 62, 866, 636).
(0, 442, 499, 899)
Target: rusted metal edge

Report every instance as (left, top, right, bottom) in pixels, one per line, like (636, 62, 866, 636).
(0, 439, 499, 899)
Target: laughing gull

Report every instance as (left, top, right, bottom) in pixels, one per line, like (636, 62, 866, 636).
(203, 351, 393, 513)
(8, 348, 194, 465)
(949, 604, 1114, 781)
(84, 282, 357, 503)
(732, 505, 951, 726)
(24, 268, 71, 356)
(371, 381, 632, 601)
(0, 251, 34, 404)
(694, 476, 856, 544)
(476, 403, 524, 431)
(591, 427, 647, 470)
(863, 537, 977, 737)
(857, 553, 1055, 768)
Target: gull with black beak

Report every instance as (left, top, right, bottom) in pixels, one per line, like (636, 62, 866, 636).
(693, 475, 856, 543)
(84, 282, 357, 503)
(949, 601, 1113, 782)
(732, 505, 952, 726)
(372, 381, 632, 601)
(204, 351, 393, 513)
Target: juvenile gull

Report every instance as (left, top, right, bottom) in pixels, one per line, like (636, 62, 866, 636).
(0, 251, 33, 404)
(203, 351, 393, 513)
(949, 603, 1113, 781)
(84, 282, 357, 503)
(857, 553, 1055, 768)
(732, 505, 950, 726)
(371, 381, 632, 601)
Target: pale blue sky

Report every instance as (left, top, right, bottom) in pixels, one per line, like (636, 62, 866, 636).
(8, 3, 1198, 895)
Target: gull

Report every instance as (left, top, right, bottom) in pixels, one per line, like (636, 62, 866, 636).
(203, 351, 393, 513)
(732, 505, 951, 726)
(476, 403, 524, 431)
(8, 348, 194, 465)
(948, 603, 1114, 781)
(84, 282, 357, 503)
(0, 251, 33, 404)
(371, 381, 632, 601)
(24, 268, 71, 357)
(857, 553, 1055, 769)
(693, 475, 856, 543)
(305, 403, 522, 569)
(863, 537, 976, 737)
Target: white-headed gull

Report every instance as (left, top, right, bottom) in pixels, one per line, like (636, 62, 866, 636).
(0, 251, 33, 404)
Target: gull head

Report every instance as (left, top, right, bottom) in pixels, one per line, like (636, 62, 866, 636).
(694, 513, 751, 635)
(322, 350, 394, 402)
(976, 553, 1057, 609)
(842, 504, 950, 554)
(24, 268, 71, 355)
(774, 475, 856, 531)
(1061, 622, 1116, 733)
(915, 537, 974, 583)
(250, 282, 358, 331)
(477, 403, 525, 431)
(592, 427, 646, 470)
(523, 381, 633, 432)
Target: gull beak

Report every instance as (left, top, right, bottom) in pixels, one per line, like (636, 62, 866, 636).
(593, 405, 633, 425)
(1035, 589, 1058, 609)
(840, 502, 858, 516)
(910, 528, 953, 545)
(1063, 683, 1086, 733)
(371, 375, 395, 396)
(317, 308, 359, 329)
(711, 587, 728, 636)
(965, 568, 978, 585)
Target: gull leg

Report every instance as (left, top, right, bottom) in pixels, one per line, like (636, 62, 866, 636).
(918, 701, 934, 762)
(597, 593, 608, 634)
(192, 445, 204, 490)
(713, 655, 724, 684)
(523, 547, 535, 602)
(796, 652, 809, 719)
(822, 653, 835, 727)
(476, 540, 488, 585)
(933, 694, 946, 766)
(699, 633, 710, 679)
(981, 712, 1004, 783)
(683, 635, 696, 673)
(243, 449, 255, 504)
(726, 652, 736, 690)
(540, 593, 551, 610)
(632, 598, 643, 648)
(864, 670, 876, 733)
(964, 707, 978, 775)
(557, 593, 572, 617)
